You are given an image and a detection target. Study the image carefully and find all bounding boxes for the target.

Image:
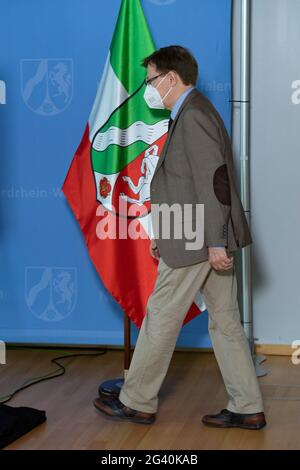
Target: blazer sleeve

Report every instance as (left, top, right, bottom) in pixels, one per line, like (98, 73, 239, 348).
(182, 107, 231, 247)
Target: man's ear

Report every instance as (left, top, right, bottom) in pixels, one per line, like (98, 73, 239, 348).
(169, 70, 179, 86)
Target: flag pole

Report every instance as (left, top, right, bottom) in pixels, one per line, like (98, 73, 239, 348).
(98, 312, 131, 397)
(124, 312, 132, 376)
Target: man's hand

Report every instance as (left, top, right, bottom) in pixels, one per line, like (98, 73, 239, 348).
(150, 238, 160, 261)
(208, 247, 234, 271)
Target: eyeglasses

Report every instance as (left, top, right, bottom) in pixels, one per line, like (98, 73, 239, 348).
(144, 73, 166, 86)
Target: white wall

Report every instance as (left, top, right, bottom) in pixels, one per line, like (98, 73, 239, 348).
(232, 0, 300, 345)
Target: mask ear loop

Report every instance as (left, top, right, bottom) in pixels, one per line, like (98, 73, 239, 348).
(161, 86, 173, 103)
(156, 73, 173, 103)
(155, 74, 168, 89)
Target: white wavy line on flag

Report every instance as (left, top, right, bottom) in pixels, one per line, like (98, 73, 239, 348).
(89, 53, 129, 142)
(92, 119, 169, 152)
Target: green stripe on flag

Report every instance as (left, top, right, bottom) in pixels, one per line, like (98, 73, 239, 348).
(92, 141, 148, 175)
(91, 0, 170, 177)
(110, 0, 155, 94)
(91, 71, 169, 175)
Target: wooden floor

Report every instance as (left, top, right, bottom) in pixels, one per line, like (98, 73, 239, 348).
(1, 348, 300, 450)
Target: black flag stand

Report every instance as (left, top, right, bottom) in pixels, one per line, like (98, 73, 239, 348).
(98, 313, 131, 398)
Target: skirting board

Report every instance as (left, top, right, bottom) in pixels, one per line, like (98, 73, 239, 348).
(255, 344, 294, 357)
(6, 343, 293, 357)
(175, 344, 294, 356)
(176, 344, 293, 356)
(178, 345, 293, 357)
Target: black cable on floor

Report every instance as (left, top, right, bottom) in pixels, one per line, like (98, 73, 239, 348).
(0, 349, 107, 405)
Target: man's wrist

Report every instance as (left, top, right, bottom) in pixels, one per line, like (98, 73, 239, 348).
(208, 246, 227, 248)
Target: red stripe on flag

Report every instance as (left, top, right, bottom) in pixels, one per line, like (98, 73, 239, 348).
(62, 124, 203, 329)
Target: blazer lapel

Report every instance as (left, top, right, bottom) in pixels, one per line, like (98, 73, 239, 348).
(152, 88, 199, 178)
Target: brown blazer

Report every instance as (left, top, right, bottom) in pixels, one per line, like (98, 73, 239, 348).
(150, 88, 252, 268)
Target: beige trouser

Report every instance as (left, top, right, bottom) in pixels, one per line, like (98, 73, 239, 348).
(119, 256, 264, 415)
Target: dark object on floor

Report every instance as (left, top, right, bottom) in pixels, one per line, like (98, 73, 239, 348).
(0, 404, 46, 449)
(98, 377, 124, 398)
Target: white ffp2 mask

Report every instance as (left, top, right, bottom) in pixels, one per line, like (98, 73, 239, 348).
(143, 75, 173, 109)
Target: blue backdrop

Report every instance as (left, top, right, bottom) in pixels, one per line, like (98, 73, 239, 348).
(0, 0, 232, 346)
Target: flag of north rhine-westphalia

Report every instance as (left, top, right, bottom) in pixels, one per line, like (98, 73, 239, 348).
(62, 0, 205, 328)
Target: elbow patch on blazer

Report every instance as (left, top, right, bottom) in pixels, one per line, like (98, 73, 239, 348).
(213, 163, 231, 205)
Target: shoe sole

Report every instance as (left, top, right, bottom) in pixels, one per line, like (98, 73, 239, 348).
(202, 421, 266, 430)
(93, 401, 155, 425)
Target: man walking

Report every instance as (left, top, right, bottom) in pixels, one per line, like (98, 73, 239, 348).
(94, 46, 266, 430)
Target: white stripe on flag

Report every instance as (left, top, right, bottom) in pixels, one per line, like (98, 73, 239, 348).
(194, 291, 207, 312)
(93, 119, 169, 151)
(89, 52, 129, 141)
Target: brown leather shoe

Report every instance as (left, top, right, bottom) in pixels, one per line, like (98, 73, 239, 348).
(93, 396, 156, 425)
(202, 409, 266, 430)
